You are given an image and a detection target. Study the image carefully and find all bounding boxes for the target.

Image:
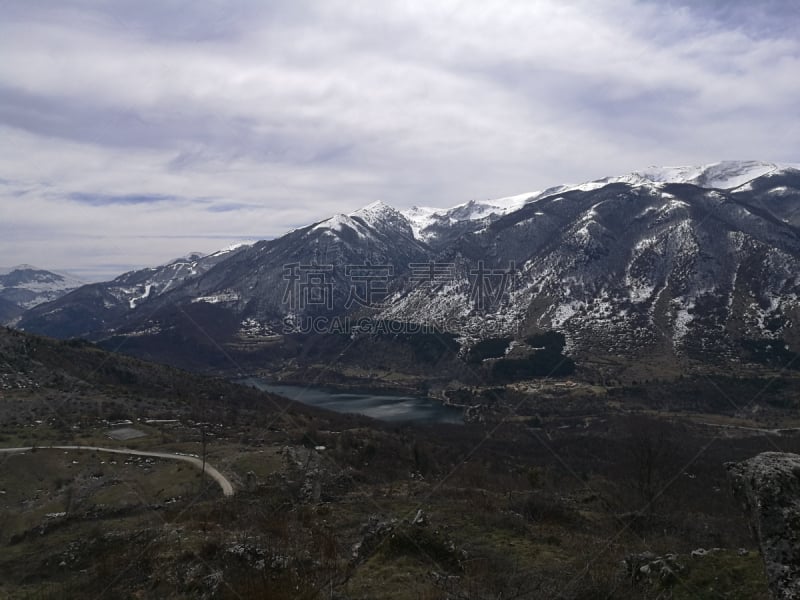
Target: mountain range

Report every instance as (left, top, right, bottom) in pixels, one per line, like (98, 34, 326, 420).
(15, 160, 800, 376)
(0, 265, 84, 323)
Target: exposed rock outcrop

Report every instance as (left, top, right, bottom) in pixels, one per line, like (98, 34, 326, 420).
(622, 551, 685, 586)
(726, 452, 800, 599)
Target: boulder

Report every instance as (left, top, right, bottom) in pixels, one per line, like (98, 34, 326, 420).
(726, 452, 800, 599)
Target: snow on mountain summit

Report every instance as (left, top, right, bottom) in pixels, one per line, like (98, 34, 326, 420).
(402, 192, 540, 241)
(350, 200, 394, 218)
(311, 213, 366, 236)
(586, 160, 799, 191)
(399, 161, 800, 241)
(16, 159, 800, 367)
(312, 200, 416, 241)
(209, 242, 252, 257)
(308, 161, 800, 246)
(0, 265, 84, 311)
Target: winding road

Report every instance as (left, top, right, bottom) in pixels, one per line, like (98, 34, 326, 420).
(0, 445, 234, 497)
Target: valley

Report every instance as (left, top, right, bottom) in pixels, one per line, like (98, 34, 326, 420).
(1, 320, 798, 597)
(5, 0, 800, 594)
(3, 161, 800, 598)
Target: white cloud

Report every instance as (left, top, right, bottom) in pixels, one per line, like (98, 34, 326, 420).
(0, 0, 798, 278)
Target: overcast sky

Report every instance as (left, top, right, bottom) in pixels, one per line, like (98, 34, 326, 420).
(1, 0, 798, 280)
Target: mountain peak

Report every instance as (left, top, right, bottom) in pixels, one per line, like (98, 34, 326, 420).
(0, 265, 85, 312)
(0, 264, 84, 284)
(353, 200, 392, 212)
(16, 159, 800, 369)
(0, 264, 41, 274)
(621, 160, 800, 190)
(305, 200, 422, 247)
(400, 192, 540, 241)
(349, 200, 403, 221)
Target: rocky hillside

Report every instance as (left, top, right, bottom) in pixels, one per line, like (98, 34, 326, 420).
(16, 161, 800, 372)
(16, 247, 249, 338)
(727, 452, 800, 599)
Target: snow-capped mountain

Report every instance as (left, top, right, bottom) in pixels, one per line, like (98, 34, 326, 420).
(0, 265, 84, 323)
(105, 201, 429, 336)
(114, 245, 251, 309)
(570, 160, 798, 193)
(16, 160, 800, 371)
(402, 191, 540, 242)
(17, 246, 250, 338)
(401, 161, 798, 245)
(322, 200, 419, 240)
(384, 172, 800, 364)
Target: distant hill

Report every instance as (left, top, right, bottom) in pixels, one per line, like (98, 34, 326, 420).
(0, 326, 302, 425)
(0, 265, 84, 324)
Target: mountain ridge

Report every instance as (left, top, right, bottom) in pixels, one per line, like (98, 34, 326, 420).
(14, 160, 800, 376)
(0, 265, 85, 324)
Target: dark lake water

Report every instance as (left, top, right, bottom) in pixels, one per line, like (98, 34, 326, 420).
(241, 379, 463, 424)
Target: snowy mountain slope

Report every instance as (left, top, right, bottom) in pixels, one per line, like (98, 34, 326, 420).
(311, 201, 420, 246)
(383, 177, 800, 363)
(572, 160, 799, 192)
(730, 168, 800, 228)
(101, 201, 430, 340)
(18, 203, 429, 339)
(16, 246, 250, 338)
(0, 265, 84, 313)
(400, 161, 798, 245)
(112, 246, 251, 309)
(16, 161, 800, 370)
(402, 191, 541, 241)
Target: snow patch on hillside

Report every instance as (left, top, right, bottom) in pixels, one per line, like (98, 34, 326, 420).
(129, 284, 153, 309)
(191, 291, 240, 304)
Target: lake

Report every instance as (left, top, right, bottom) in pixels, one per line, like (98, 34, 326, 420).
(241, 379, 463, 424)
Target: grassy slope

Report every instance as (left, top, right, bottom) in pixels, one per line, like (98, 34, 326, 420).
(0, 326, 787, 598)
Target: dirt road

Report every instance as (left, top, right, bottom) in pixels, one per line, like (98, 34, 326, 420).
(0, 445, 234, 496)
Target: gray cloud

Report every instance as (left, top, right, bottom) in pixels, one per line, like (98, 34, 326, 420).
(68, 192, 180, 206)
(643, 0, 800, 39)
(0, 0, 798, 279)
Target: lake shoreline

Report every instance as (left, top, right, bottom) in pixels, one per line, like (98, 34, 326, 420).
(238, 377, 464, 424)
